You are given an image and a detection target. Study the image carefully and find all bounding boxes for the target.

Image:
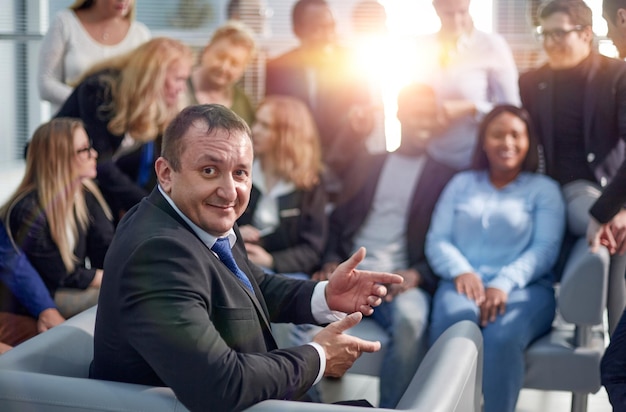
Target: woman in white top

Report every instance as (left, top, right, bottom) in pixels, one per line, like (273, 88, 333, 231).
(38, 0, 150, 113)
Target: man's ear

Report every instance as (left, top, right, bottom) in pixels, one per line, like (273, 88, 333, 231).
(618, 8, 626, 26)
(155, 156, 172, 193)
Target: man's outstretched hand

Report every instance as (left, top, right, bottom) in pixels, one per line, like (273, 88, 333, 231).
(325, 247, 403, 315)
(313, 312, 381, 377)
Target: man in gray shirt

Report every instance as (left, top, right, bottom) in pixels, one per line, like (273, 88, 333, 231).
(314, 83, 457, 408)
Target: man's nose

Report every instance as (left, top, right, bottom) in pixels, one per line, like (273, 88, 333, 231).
(217, 175, 237, 201)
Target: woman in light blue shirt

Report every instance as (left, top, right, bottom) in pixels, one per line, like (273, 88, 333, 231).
(425, 105, 565, 412)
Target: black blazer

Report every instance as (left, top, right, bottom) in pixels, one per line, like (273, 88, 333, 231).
(2, 189, 113, 316)
(238, 182, 328, 274)
(519, 53, 626, 223)
(92, 189, 320, 412)
(323, 153, 457, 296)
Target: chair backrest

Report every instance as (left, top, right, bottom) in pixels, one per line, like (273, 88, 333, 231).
(0, 305, 96, 377)
(396, 320, 483, 412)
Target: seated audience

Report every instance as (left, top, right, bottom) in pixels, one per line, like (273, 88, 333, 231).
(38, 0, 150, 113)
(56, 38, 193, 220)
(90, 103, 402, 411)
(188, 21, 257, 126)
(425, 105, 565, 412)
(519, 0, 626, 334)
(314, 83, 457, 408)
(0, 118, 114, 350)
(237, 96, 327, 275)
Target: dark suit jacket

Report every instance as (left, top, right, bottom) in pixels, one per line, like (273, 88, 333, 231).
(237, 182, 328, 274)
(519, 53, 626, 223)
(91, 189, 321, 412)
(322, 153, 457, 296)
(265, 47, 370, 172)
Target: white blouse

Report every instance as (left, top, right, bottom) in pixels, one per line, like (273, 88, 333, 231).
(38, 9, 151, 112)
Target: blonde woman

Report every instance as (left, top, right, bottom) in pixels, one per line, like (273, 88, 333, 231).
(237, 96, 327, 275)
(38, 0, 151, 113)
(0, 118, 114, 350)
(188, 21, 257, 125)
(56, 37, 193, 219)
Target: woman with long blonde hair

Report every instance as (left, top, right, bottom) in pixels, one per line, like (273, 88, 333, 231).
(56, 37, 194, 219)
(0, 118, 114, 351)
(38, 0, 150, 112)
(237, 96, 327, 275)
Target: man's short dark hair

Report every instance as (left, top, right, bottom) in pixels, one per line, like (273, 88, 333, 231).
(161, 104, 251, 171)
(226, 0, 239, 19)
(292, 0, 329, 37)
(539, 0, 593, 27)
(470, 105, 540, 173)
(603, 0, 626, 24)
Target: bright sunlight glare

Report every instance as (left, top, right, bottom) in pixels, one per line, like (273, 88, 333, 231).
(356, 0, 493, 151)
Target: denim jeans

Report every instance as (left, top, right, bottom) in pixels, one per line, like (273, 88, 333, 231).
(429, 280, 555, 412)
(602, 308, 626, 411)
(371, 288, 430, 408)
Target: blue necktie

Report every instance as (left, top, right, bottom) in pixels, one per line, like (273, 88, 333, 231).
(211, 238, 255, 294)
(136, 141, 154, 188)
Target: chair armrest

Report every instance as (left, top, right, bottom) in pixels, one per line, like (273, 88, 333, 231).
(558, 238, 610, 326)
(0, 370, 187, 412)
(395, 320, 483, 412)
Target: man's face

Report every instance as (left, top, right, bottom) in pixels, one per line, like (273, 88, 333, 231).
(397, 87, 439, 150)
(603, 5, 626, 58)
(297, 3, 337, 54)
(540, 12, 592, 69)
(157, 122, 253, 238)
(433, 0, 473, 39)
(200, 39, 251, 89)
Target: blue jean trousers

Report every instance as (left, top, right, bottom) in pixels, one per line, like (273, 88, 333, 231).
(602, 308, 626, 411)
(429, 280, 556, 412)
(370, 288, 430, 408)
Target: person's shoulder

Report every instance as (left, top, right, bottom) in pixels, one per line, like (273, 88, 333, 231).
(129, 20, 151, 41)
(522, 172, 561, 192)
(519, 63, 549, 83)
(267, 48, 302, 67)
(53, 8, 76, 23)
(596, 53, 626, 73)
(447, 169, 479, 187)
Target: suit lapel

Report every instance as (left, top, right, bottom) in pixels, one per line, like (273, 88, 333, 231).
(151, 189, 276, 346)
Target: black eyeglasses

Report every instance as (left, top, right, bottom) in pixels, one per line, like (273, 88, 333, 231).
(535, 25, 584, 42)
(76, 144, 95, 158)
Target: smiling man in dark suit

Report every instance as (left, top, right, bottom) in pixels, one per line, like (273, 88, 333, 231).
(90, 104, 401, 412)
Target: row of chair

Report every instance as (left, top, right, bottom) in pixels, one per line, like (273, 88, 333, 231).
(0, 237, 611, 411)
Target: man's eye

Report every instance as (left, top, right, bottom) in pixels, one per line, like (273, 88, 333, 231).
(203, 167, 216, 175)
(234, 170, 249, 179)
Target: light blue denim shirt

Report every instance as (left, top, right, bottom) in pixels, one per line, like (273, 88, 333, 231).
(425, 170, 565, 294)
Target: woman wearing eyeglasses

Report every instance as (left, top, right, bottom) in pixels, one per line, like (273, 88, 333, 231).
(0, 118, 114, 351)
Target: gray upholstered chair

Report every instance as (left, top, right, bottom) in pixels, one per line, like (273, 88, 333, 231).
(522, 237, 611, 412)
(0, 306, 482, 411)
